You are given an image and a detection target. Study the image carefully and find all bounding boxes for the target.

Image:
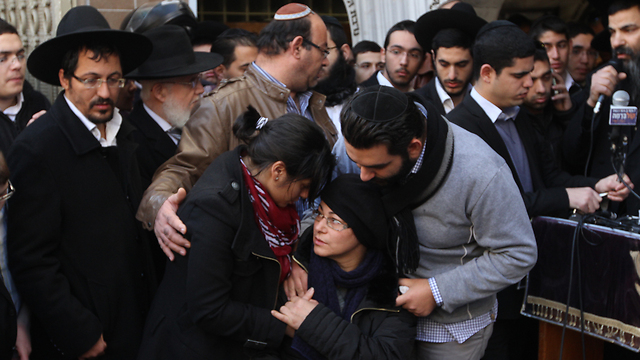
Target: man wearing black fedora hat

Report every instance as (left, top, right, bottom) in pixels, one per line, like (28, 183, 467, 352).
(136, 3, 339, 261)
(127, 24, 222, 188)
(414, 2, 486, 117)
(5, 6, 157, 360)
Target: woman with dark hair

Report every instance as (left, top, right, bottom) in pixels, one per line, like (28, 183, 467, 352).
(273, 175, 416, 360)
(137, 107, 334, 360)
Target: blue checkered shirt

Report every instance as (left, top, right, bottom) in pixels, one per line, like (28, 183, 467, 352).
(251, 62, 314, 121)
(418, 278, 498, 343)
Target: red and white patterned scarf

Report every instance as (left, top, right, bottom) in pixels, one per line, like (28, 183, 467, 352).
(240, 158, 300, 283)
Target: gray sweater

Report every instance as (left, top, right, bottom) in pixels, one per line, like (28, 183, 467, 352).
(411, 121, 538, 324)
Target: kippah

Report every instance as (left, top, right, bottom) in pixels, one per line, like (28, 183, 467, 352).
(274, 3, 312, 20)
(351, 85, 409, 123)
(476, 20, 518, 39)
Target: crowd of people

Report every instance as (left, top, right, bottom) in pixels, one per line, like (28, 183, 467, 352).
(0, 0, 638, 359)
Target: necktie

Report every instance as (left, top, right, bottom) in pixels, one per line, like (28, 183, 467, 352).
(495, 113, 533, 193)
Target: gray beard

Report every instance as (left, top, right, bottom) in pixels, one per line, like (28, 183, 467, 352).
(624, 56, 640, 106)
(162, 96, 191, 129)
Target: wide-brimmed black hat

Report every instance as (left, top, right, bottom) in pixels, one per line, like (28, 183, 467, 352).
(414, 2, 487, 52)
(127, 25, 223, 79)
(27, 6, 153, 86)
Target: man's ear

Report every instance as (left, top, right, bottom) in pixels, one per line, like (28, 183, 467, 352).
(151, 82, 167, 103)
(380, 47, 386, 64)
(213, 64, 226, 82)
(59, 69, 70, 91)
(407, 138, 423, 161)
(340, 43, 353, 63)
(479, 64, 495, 84)
(290, 35, 304, 59)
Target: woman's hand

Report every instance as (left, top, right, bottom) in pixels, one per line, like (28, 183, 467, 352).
(271, 287, 318, 331)
(284, 261, 308, 299)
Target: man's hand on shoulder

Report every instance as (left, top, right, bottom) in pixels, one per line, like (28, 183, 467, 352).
(396, 278, 437, 317)
(154, 188, 190, 261)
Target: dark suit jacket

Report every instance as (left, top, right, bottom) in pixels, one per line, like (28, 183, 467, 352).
(563, 78, 640, 216)
(359, 71, 381, 89)
(6, 93, 156, 359)
(414, 78, 447, 118)
(129, 101, 178, 188)
(0, 80, 51, 156)
(448, 94, 597, 218)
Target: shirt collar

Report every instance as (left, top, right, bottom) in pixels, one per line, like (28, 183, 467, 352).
(564, 72, 575, 92)
(434, 79, 471, 114)
(143, 103, 173, 132)
(377, 71, 394, 88)
(64, 95, 121, 147)
(470, 87, 520, 123)
(410, 102, 429, 175)
(3, 92, 23, 121)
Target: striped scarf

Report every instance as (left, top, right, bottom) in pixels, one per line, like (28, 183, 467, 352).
(241, 159, 300, 283)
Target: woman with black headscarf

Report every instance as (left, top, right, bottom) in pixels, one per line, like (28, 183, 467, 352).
(272, 174, 416, 360)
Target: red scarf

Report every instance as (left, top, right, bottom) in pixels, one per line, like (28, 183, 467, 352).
(241, 159, 300, 283)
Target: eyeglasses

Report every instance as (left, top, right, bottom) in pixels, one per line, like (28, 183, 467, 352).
(0, 52, 25, 67)
(71, 74, 126, 89)
(0, 180, 14, 202)
(302, 38, 330, 58)
(163, 75, 202, 89)
(312, 208, 349, 231)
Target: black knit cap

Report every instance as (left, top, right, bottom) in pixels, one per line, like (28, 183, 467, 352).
(320, 174, 388, 250)
(350, 85, 408, 123)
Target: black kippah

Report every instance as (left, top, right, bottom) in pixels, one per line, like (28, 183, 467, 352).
(476, 20, 519, 40)
(351, 85, 409, 123)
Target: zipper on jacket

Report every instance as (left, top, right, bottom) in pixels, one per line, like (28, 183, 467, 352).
(292, 255, 308, 273)
(350, 307, 400, 323)
(251, 252, 282, 309)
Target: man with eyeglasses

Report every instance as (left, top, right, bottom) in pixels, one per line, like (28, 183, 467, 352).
(136, 3, 339, 262)
(127, 25, 221, 188)
(566, 23, 598, 91)
(0, 19, 50, 156)
(5, 6, 157, 359)
(359, 20, 425, 93)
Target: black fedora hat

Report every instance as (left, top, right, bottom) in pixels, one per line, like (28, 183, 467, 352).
(414, 2, 487, 52)
(126, 25, 223, 79)
(27, 6, 153, 86)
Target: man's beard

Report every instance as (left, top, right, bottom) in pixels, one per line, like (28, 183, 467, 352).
(87, 97, 115, 124)
(615, 46, 640, 105)
(162, 95, 191, 129)
(371, 154, 415, 187)
(313, 52, 357, 107)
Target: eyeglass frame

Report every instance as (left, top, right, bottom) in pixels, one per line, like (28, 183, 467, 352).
(162, 74, 203, 89)
(0, 51, 26, 67)
(312, 208, 349, 231)
(0, 180, 14, 202)
(302, 38, 330, 58)
(71, 74, 126, 89)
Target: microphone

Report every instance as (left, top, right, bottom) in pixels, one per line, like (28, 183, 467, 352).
(609, 89, 637, 178)
(594, 58, 624, 115)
